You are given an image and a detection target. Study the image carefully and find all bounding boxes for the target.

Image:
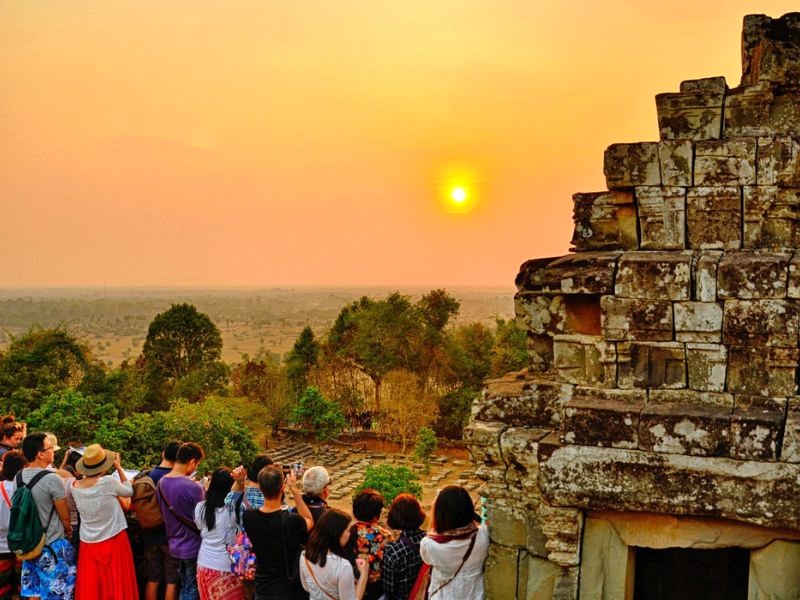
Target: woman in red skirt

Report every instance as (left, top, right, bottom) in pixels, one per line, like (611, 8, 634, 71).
(72, 444, 138, 600)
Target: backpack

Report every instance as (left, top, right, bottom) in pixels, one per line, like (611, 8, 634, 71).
(7, 470, 55, 560)
(130, 471, 165, 532)
(227, 494, 256, 580)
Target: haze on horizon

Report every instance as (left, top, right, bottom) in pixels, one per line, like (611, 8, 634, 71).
(2, 1, 795, 288)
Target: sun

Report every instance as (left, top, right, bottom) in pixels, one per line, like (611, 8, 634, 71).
(450, 187, 467, 203)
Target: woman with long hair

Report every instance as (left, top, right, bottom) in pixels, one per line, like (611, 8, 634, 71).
(419, 486, 489, 599)
(194, 467, 244, 600)
(71, 444, 138, 600)
(299, 509, 369, 600)
(0, 451, 25, 600)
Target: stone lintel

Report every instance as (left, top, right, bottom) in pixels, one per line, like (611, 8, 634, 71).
(539, 444, 800, 530)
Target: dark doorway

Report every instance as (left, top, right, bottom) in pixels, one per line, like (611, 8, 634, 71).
(633, 547, 750, 600)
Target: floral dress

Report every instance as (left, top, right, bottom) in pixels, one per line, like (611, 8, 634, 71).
(350, 521, 392, 599)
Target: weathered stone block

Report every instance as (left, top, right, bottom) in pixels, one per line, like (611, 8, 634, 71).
(749, 540, 800, 600)
(539, 504, 584, 567)
(655, 82, 725, 141)
(517, 253, 619, 295)
(553, 335, 616, 388)
(500, 427, 550, 493)
(730, 398, 788, 461)
(526, 556, 573, 600)
(515, 293, 568, 335)
(741, 14, 800, 87)
(487, 502, 529, 547)
(562, 389, 645, 449)
(743, 185, 800, 248)
(727, 345, 798, 398)
(578, 518, 630, 600)
(722, 299, 799, 346)
(649, 389, 734, 409)
(686, 186, 742, 249)
(629, 342, 686, 389)
(694, 139, 756, 186)
(757, 136, 800, 186)
(570, 191, 638, 251)
(604, 142, 661, 189)
(477, 374, 574, 429)
(674, 303, 723, 343)
(615, 251, 692, 300)
(717, 250, 791, 298)
(639, 402, 731, 457)
(464, 421, 507, 480)
(788, 252, 800, 299)
(685, 343, 727, 392)
(636, 186, 687, 249)
(539, 443, 800, 530)
(693, 251, 722, 301)
(781, 398, 800, 464)
(485, 544, 521, 600)
(600, 297, 673, 341)
(658, 140, 693, 186)
(725, 84, 800, 138)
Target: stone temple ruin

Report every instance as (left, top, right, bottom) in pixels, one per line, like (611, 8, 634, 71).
(467, 13, 800, 600)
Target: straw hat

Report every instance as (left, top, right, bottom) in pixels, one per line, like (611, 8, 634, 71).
(75, 444, 117, 476)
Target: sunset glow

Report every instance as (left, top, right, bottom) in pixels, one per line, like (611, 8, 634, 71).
(0, 1, 796, 287)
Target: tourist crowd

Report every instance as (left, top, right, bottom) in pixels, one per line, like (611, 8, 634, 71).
(0, 414, 489, 600)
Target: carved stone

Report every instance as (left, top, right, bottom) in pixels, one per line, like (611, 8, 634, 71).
(781, 399, 800, 463)
(730, 398, 788, 461)
(757, 136, 800, 186)
(655, 79, 725, 141)
(658, 141, 693, 186)
(553, 335, 617, 388)
(515, 293, 567, 336)
(674, 302, 723, 343)
(716, 250, 791, 298)
(636, 186, 686, 250)
(604, 143, 661, 189)
(614, 251, 692, 300)
(600, 297, 673, 341)
(725, 83, 800, 138)
(743, 185, 800, 248)
(562, 390, 645, 449)
(684, 343, 727, 392)
(727, 345, 799, 397)
(742, 14, 800, 86)
(628, 342, 686, 389)
(639, 402, 731, 457)
(693, 251, 722, 302)
(571, 191, 637, 251)
(516, 253, 619, 295)
(694, 139, 756, 186)
(686, 187, 742, 249)
(475, 373, 574, 429)
(722, 299, 799, 346)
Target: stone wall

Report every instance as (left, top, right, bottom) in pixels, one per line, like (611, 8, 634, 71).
(468, 13, 800, 599)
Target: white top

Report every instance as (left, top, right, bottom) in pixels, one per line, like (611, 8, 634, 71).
(194, 501, 237, 573)
(299, 551, 356, 600)
(71, 476, 133, 543)
(0, 480, 15, 553)
(419, 526, 489, 600)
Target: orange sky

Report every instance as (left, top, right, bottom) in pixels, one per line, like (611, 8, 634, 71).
(1, 1, 796, 288)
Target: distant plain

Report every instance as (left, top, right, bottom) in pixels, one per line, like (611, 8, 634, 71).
(0, 287, 515, 366)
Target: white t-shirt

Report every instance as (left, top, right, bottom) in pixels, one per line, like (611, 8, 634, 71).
(0, 480, 15, 553)
(194, 501, 237, 573)
(299, 551, 356, 600)
(419, 525, 489, 600)
(71, 476, 133, 543)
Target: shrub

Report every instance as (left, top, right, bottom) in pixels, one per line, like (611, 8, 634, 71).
(413, 427, 438, 463)
(291, 386, 345, 441)
(353, 464, 422, 505)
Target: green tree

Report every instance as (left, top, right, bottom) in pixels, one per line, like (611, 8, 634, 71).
(354, 465, 422, 504)
(490, 318, 530, 376)
(291, 386, 345, 441)
(141, 303, 226, 404)
(231, 357, 294, 435)
(413, 426, 438, 463)
(285, 326, 319, 398)
(0, 327, 93, 414)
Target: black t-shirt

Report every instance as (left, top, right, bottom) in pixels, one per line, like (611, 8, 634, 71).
(242, 508, 309, 599)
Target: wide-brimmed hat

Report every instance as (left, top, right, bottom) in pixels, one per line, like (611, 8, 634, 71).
(75, 444, 117, 476)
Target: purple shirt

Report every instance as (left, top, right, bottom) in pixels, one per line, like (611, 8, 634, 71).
(157, 475, 204, 560)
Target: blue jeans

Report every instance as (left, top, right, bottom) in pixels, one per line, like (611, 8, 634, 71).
(178, 558, 199, 600)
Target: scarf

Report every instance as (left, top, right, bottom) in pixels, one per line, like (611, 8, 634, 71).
(426, 521, 478, 544)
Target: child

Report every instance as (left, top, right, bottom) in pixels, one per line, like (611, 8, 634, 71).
(347, 489, 392, 600)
